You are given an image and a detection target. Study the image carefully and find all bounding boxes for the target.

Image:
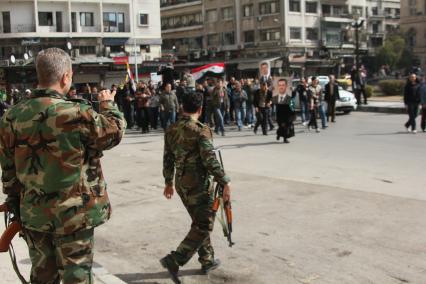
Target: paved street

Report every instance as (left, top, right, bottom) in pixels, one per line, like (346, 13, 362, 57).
(2, 112, 426, 284)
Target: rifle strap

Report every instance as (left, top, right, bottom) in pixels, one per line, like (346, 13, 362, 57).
(4, 212, 29, 284)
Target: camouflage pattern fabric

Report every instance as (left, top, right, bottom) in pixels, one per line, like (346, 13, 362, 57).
(0, 88, 126, 235)
(163, 116, 230, 266)
(24, 228, 94, 284)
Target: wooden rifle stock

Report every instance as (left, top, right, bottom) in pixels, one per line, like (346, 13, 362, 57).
(0, 203, 23, 253)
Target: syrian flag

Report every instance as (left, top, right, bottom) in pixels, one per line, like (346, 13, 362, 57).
(191, 63, 225, 81)
(126, 62, 136, 93)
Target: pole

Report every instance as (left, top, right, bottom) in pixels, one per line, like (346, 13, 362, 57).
(355, 25, 359, 72)
(134, 39, 138, 83)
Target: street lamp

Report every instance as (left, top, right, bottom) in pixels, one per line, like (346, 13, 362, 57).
(351, 16, 364, 72)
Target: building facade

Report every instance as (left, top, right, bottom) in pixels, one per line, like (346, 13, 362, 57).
(400, 0, 426, 70)
(0, 0, 162, 89)
(160, 0, 400, 77)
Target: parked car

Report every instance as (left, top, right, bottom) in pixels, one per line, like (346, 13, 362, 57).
(291, 77, 357, 114)
(336, 86, 358, 114)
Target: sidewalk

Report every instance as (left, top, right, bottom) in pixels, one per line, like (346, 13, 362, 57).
(0, 220, 126, 284)
(357, 96, 405, 114)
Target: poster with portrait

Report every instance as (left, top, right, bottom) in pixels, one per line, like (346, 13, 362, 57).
(259, 61, 271, 79)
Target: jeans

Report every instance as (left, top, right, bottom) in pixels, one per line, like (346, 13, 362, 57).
(161, 110, 176, 130)
(214, 107, 225, 133)
(246, 104, 254, 125)
(235, 105, 246, 129)
(300, 100, 310, 123)
(319, 102, 328, 128)
(405, 103, 419, 131)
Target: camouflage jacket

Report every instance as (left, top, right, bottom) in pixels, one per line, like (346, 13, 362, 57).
(163, 116, 230, 188)
(0, 89, 126, 234)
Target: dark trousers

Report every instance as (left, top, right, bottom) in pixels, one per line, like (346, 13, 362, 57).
(355, 88, 367, 104)
(254, 107, 269, 134)
(421, 106, 426, 131)
(327, 101, 336, 122)
(123, 104, 134, 128)
(308, 108, 318, 129)
(149, 107, 159, 129)
(405, 103, 419, 130)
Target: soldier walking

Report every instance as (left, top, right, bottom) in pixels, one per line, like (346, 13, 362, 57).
(161, 91, 232, 283)
(0, 48, 126, 284)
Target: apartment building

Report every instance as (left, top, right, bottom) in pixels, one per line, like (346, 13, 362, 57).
(161, 0, 400, 77)
(0, 0, 162, 88)
(400, 0, 426, 70)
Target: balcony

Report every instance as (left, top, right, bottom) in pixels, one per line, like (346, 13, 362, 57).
(321, 13, 353, 23)
(0, 24, 36, 34)
(160, 0, 201, 9)
(161, 21, 203, 32)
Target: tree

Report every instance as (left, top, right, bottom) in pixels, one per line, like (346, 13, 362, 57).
(376, 34, 417, 72)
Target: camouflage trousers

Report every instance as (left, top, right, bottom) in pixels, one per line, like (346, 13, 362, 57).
(24, 228, 94, 284)
(170, 182, 216, 267)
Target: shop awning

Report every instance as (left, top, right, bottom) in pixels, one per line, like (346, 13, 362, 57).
(103, 38, 129, 46)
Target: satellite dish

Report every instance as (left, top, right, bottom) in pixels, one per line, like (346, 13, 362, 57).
(10, 55, 16, 64)
(24, 53, 29, 60)
(67, 42, 72, 50)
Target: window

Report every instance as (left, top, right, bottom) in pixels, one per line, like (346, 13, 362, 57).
(79, 46, 96, 55)
(244, 30, 255, 42)
(289, 27, 302, 40)
(39, 12, 54, 26)
(306, 2, 317, 14)
(260, 29, 281, 41)
(80, 12, 94, 26)
(139, 13, 149, 26)
(207, 34, 219, 46)
(206, 9, 217, 22)
(322, 4, 331, 15)
(243, 4, 254, 17)
(221, 7, 233, 19)
(352, 6, 363, 16)
(259, 1, 279, 15)
(372, 23, 379, 33)
(333, 5, 348, 15)
(104, 12, 125, 32)
(289, 0, 300, 12)
(372, 7, 378, 15)
(306, 28, 318, 40)
(222, 31, 235, 45)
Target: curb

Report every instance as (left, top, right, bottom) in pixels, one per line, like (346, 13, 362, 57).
(93, 262, 127, 284)
(357, 105, 405, 114)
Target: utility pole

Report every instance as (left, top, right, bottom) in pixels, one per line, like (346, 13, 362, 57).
(352, 18, 364, 72)
(134, 38, 139, 83)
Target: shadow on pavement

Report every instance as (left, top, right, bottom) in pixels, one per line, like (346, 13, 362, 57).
(115, 269, 204, 283)
(357, 131, 412, 136)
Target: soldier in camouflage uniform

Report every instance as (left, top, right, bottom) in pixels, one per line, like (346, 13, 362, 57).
(0, 48, 126, 284)
(161, 91, 232, 282)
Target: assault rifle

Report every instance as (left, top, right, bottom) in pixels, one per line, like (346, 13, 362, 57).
(212, 150, 234, 247)
(0, 203, 28, 283)
(0, 203, 22, 252)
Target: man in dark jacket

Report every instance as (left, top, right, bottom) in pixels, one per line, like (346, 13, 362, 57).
(324, 75, 340, 123)
(293, 77, 310, 125)
(404, 73, 421, 133)
(253, 82, 273, 135)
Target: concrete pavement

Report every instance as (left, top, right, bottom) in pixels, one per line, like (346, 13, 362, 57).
(1, 112, 426, 284)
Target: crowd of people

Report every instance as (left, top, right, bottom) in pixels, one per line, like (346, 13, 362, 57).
(2, 69, 425, 140)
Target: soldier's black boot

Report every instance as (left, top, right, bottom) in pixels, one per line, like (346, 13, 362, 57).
(160, 255, 181, 284)
(201, 259, 221, 274)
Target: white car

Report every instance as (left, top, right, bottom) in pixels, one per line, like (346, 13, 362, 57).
(291, 78, 357, 114)
(336, 86, 358, 114)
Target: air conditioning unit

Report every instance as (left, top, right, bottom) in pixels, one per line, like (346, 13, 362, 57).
(0, 60, 9, 67)
(73, 49, 80, 58)
(193, 51, 201, 59)
(105, 46, 111, 57)
(15, 59, 26, 66)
